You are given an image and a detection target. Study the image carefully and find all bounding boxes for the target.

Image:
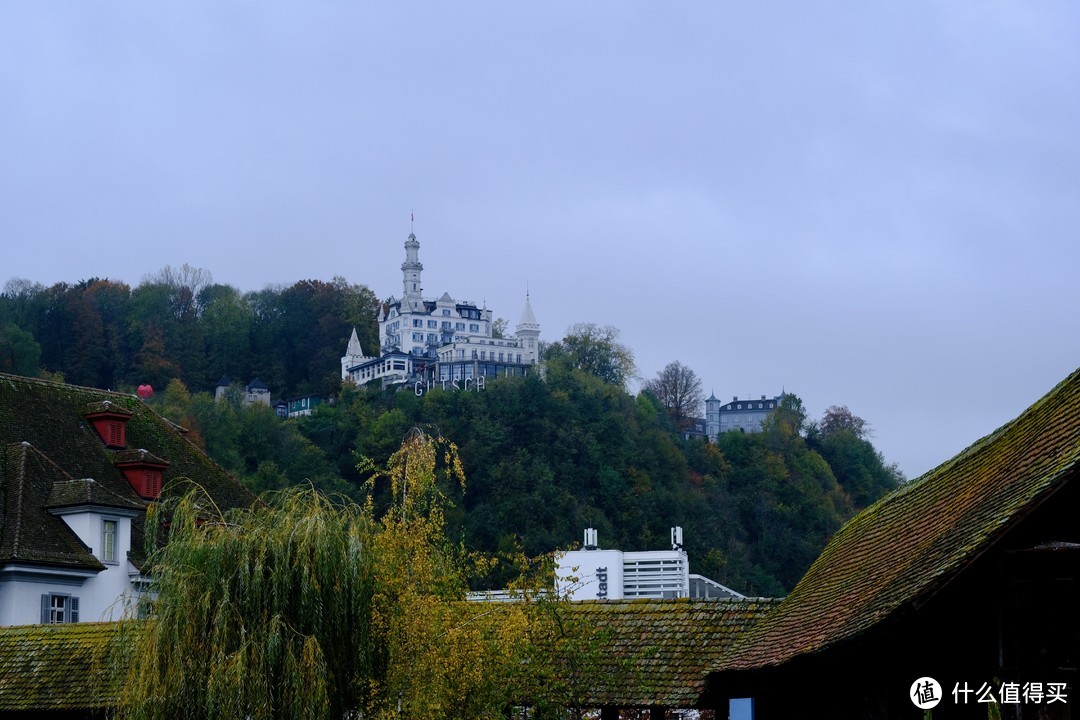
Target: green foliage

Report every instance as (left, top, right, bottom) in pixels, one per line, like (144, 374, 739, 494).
(543, 323, 636, 388)
(0, 269, 379, 399)
(0, 323, 41, 376)
(121, 432, 602, 720)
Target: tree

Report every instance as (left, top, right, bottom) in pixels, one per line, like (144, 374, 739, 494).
(644, 360, 704, 430)
(120, 430, 591, 720)
(817, 405, 870, 439)
(0, 323, 41, 376)
(543, 323, 636, 387)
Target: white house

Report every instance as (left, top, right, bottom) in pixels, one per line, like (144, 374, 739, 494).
(0, 374, 254, 626)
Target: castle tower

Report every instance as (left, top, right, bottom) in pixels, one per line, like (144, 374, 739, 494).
(515, 291, 541, 365)
(705, 392, 720, 441)
(401, 232, 423, 303)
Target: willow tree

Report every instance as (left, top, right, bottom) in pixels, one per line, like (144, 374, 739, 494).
(119, 430, 580, 720)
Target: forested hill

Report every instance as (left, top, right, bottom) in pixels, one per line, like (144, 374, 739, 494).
(1, 269, 903, 595)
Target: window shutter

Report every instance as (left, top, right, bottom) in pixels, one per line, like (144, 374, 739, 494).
(41, 594, 50, 624)
(69, 597, 80, 623)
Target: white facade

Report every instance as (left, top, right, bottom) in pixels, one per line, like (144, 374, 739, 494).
(0, 505, 143, 626)
(555, 528, 744, 601)
(343, 231, 540, 386)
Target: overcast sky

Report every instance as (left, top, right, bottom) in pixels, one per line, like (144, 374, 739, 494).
(3, 3, 1078, 479)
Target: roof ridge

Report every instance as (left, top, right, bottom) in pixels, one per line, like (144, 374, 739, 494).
(0, 371, 138, 401)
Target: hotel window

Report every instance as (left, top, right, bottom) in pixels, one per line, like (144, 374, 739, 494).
(469, 323, 480, 333)
(455, 322, 465, 330)
(428, 320, 437, 328)
(102, 519, 118, 563)
(442, 309, 451, 316)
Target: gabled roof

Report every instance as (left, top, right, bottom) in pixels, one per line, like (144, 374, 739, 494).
(718, 366, 1080, 671)
(0, 622, 127, 712)
(562, 599, 778, 708)
(1, 443, 104, 571)
(0, 373, 256, 569)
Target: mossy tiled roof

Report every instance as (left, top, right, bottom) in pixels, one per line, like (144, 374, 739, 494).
(1, 442, 104, 570)
(563, 598, 779, 708)
(0, 622, 128, 711)
(0, 372, 256, 569)
(0, 601, 776, 713)
(719, 366, 1080, 671)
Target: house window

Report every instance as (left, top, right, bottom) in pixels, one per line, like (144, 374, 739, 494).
(455, 322, 465, 330)
(428, 320, 437, 328)
(41, 594, 79, 624)
(102, 519, 118, 563)
(469, 323, 479, 333)
(442, 309, 450, 316)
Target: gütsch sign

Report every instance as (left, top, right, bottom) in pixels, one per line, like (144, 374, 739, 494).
(414, 375, 487, 397)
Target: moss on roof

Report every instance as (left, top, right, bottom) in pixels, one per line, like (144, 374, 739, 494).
(0, 622, 129, 711)
(1, 442, 104, 570)
(719, 366, 1080, 671)
(0, 372, 256, 568)
(0, 600, 778, 713)
(562, 598, 779, 708)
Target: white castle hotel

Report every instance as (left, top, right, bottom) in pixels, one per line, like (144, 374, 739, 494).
(342, 232, 541, 390)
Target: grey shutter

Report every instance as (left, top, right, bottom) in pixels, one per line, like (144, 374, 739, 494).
(40, 594, 50, 624)
(69, 597, 80, 623)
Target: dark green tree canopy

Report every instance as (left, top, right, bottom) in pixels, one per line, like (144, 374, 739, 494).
(543, 323, 636, 387)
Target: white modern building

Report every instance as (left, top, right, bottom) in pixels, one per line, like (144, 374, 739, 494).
(342, 231, 541, 389)
(554, 528, 744, 601)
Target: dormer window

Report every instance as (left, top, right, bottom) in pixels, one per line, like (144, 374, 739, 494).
(84, 401, 134, 449)
(114, 449, 170, 500)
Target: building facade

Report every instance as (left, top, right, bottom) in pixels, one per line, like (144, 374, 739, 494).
(554, 528, 743, 602)
(342, 232, 540, 389)
(0, 373, 254, 627)
(704, 393, 785, 440)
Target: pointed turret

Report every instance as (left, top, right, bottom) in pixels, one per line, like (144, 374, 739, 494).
(341, 327, 371, 380)
(514, 291, 541, 365)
